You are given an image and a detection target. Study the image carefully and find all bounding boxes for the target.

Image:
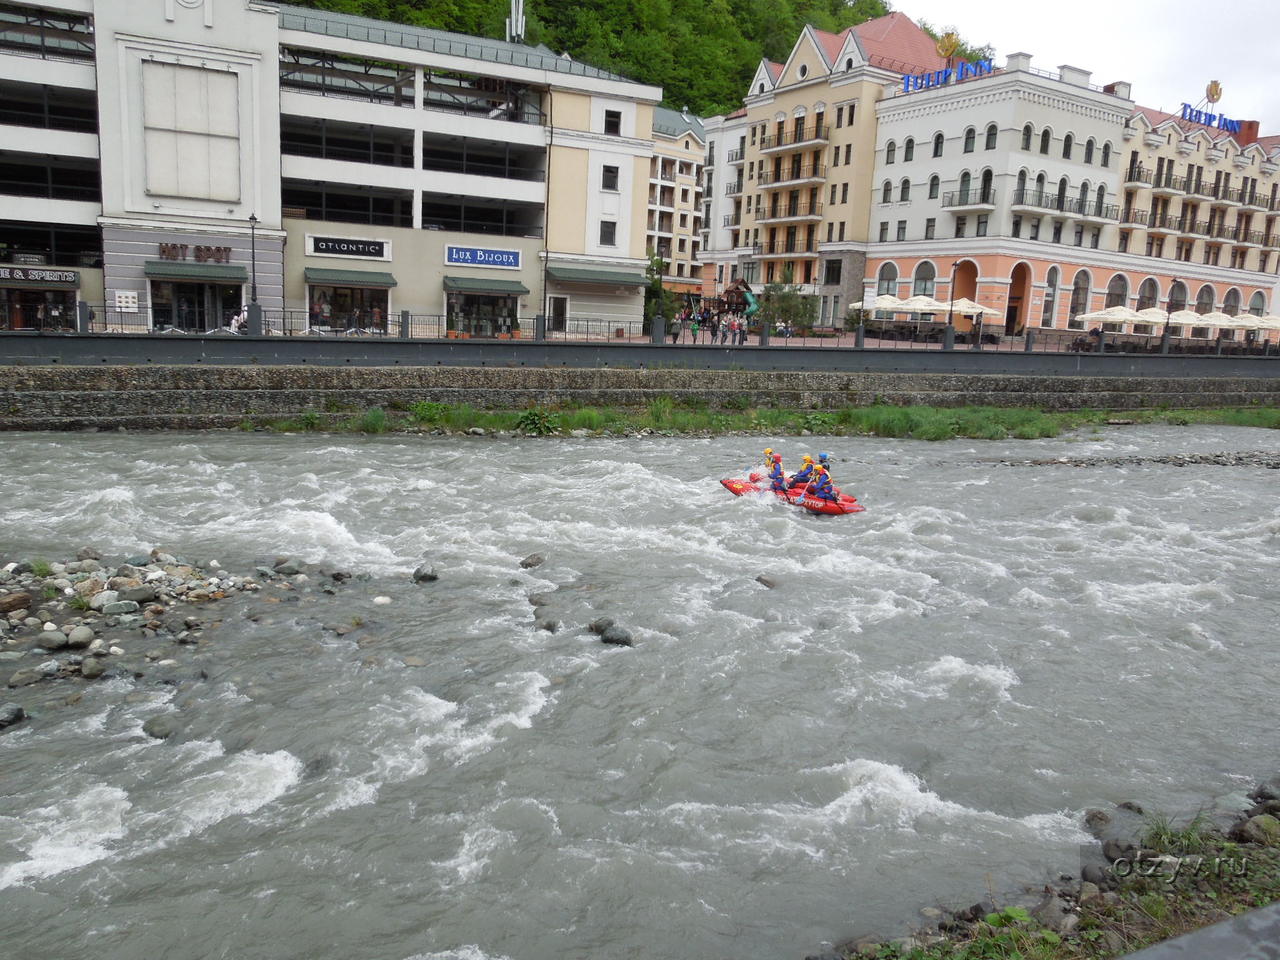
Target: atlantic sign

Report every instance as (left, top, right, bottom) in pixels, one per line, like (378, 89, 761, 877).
(902, 59, 994, 93)
(445, 245, 522, 270)
(1179, 103, 1242, 135)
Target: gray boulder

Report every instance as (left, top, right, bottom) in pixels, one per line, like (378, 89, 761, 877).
(535, 618, 560, 633)
(7, 669, 41, 688)
(600, 625, 634, 647)
(102, 600, 140, 615)
(66, 625, 95, 649)
(273, 559, 302, 576)
(81, 658, 106, 680)
(1249, 775, 1280, 802)
(412, 564, 439, 583)
(1030, 894, 1077, 935)
(41, 631, 70, 651)
(142, 715, 178, 740)
(89, 590, 119, 611)
(76, 546, 101, 561)
(588, 617, 615, 635)
(519, 553, 546, 569)
(755, 575, 779, 589)
(1228, 814, 1280, 845)
(0, 702, 26, 728)
(119, 586, 157, 604)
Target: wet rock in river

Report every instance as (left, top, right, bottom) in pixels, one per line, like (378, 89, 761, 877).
(7, 669, 42, 688)
(0, 592, 32, 614)
(412, 564, 439, 583)
(142, 714, 178, 740)
(0, 702, 26, 727)
(66, 625, 95, 649)
(587, 617, 614, 635)
(519, 553, 546, 569)
(81, 658, 106, 680)
(600, 625, 634, 647)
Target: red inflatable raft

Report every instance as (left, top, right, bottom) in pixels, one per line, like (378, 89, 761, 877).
(720, 472, 865, 516)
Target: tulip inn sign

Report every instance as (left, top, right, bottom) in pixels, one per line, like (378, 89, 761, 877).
(902, 59, 994, 93)
(1180, 103, 1241, 134)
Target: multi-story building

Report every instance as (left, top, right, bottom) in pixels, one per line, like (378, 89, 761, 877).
(0, 0, 661, 334)
(648, 105, 704, 303)
(698, 108, 748, 300)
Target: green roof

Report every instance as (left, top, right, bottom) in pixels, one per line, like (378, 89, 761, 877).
(304, 267, 398, 287)
(653, 105, 706, 142)
(144, 261, 247, 282)
(275, 5, 634, 85)
(547, 266, 646, 287)
(443, 276, 529, 295)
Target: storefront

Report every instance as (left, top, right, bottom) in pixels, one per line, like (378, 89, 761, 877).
(442, 275, 529, 336)
(304, 267, 397, 332)
(143, 261, 247, 331)
(0, 265, 79, 330)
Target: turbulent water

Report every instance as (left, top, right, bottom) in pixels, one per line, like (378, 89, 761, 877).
(2, 426, 1279, 960)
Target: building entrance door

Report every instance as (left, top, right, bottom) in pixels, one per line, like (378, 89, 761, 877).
(549, 296, 568, 332)
(150, 281, 242, 331)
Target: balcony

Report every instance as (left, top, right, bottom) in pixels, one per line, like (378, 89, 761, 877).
(1186, 179, 1214, 199)
(758, 164, 827, 188)
(1122, 165, 1153, 187)
(942, 188, 996, 212)
(759, 124, 830, 153)
(1207, 184, 1239, 206)
(1119, 208, 1149, 226)
(1150, 174, 1185, 196)
(754, 201, 824, 223)
(726, 148, 745, 164)
(723, 214, 740, 227)
(1234, 229, 1265, 247)
(1264, 232, 1280, 248)
(1182, 219, 1209, 237)
(1241, 191, 1268, 212)
(752, 240, 819, 256)
(724, 179, 743, 196)
(1146, 213, 1180, 234)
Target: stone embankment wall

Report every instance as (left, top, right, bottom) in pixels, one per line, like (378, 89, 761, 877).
(3, 365, 1280, 430)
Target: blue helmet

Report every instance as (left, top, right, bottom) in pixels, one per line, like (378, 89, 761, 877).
(818, 452, 831, 462)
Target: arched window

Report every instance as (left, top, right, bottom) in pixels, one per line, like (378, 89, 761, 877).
(1040, 129, 1051, 154)
(1035, 172, 1047, 199)
(958, 171, 972, 202)
(928, 174, 940, 199)
(1168, 281, 1188, 313)
(1195, 284, 1215, 314)
(913, 261, 936, 296)
(845, 57, 854, 70)
(1101, 142, 1112, 167)
(1223, 288, 1242, 316)
(1249, 291, 1267, 316)
(881, 180, 893, 203)
(1084, 138, 1096, 164)
(1078, 182, 1090, 208)
(1042, 266, 1060, 326)
(932, 132, 944, 157)
(1105, 273, 1128, 308)
(1021, 124, 1033, 150)
(1137, 278, 1159, 310)
(1095, 185, 1106, 215)
(903, 137, 915, 162)
(980, 169, 993, 203)
(900, 177, 911, 201)
(1063, 133, 1074, 160)
(876, 261, 898, 295)
(1016, 169, 1028, 201)
(885, 141, 896, 164)
(985, 123, 997, 150)
(1069, 270, 1091, 320)
(1056, 177, 1068, 210)
(963, 127, 976, 153)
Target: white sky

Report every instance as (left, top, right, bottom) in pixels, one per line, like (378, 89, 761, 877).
(897, 0, 1280, 135)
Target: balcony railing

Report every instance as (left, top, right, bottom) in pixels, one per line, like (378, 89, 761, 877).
(1011, 189, 1116, 219)
(760, 124, 830, 151)
(1123, 165, 1153, 185)
(1186, 179, 1214, 198)
(726, 148, 745, 163)
(941, 188, 996, 208)
(1150, 174, 1186, 193)
(1120, 208, 1149, 226)
(723, 214, 740, 227)
(724, 180, 743, 196)
(752, 240, 819, 255)
(755, 201, 824, 221)
(1146, 213, 1180, 232)
(758, 164, 827, 186)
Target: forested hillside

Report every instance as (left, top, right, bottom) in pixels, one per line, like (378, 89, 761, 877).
(284, 0, 989, 117)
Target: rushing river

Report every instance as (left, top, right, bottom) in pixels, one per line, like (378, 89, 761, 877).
(1, 427, 1278, 960)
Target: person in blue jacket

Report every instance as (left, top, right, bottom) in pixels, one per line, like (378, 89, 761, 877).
(788, 454, 814, 489)
(817, 452, 834, 483)
(808, 464, 838, 501)
(767, 453, 787, 492)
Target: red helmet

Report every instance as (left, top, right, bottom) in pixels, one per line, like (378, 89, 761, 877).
(771, 454, 782, 462)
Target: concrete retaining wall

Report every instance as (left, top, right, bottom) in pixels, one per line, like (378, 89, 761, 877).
(4, 364, 1280, 431)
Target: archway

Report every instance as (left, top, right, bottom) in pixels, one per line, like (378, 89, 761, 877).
(1006, 262, 1032, 334)
(949, 260, 980, 332)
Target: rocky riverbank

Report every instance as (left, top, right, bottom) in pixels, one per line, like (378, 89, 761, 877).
(999, 451, 1280, 469)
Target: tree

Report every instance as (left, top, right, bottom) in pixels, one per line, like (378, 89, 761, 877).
(758, 265, 815, 334)
(643, 253, 679, 336)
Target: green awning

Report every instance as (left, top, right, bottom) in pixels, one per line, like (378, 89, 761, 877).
(304, 267, 398, 288)
(546, 265, 646, 287)
(143, 261, 247, 282)
(443, 275, 530, 295)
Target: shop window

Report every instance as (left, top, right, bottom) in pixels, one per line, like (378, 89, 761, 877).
(308, 284, 389, 333)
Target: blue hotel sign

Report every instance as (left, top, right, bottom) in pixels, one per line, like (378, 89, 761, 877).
(1180, 103, 1241, 135)
(445, 245, 521, 270)
(903, 59, 994, 93)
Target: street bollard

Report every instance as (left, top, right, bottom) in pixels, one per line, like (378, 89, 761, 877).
(399, 309, 410, 339)
(942, 324, 954, 351)
(1024, 328, 1035, 352)
(247, 302, 263, 337)
(534, 313, 546, 341)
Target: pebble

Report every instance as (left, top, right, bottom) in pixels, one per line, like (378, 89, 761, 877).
(372, 596, 392, 605)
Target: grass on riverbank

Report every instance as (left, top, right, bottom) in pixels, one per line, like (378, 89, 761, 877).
(244, 402, 1280, 442)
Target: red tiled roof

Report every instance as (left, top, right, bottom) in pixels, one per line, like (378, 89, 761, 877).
(1256, 135, 1280, 153)
(810, 26, 853, 67)
(1133, 105, 1180, 127)
(852, 11, 946, 74)
(765, 61, 783, 82)
(726, 107, 747, 119)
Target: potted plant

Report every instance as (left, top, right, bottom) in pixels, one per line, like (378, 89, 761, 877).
(445, 315, 458, 339)
(511, 317, 521, 339)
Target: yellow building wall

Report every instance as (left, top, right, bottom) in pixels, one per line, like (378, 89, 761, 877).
(547, 145, 590, 253)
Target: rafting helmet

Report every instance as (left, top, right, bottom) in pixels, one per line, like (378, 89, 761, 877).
(802, 455, 813, 463)
(771, 453, 782, 462)
(818, 452, 831, 463)
(764, 447, 773, 456)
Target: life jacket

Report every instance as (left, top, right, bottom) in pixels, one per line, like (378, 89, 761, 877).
(768, 462, 785, 489)
(811, 472, 835, 499)
(789, 464, 813, 486)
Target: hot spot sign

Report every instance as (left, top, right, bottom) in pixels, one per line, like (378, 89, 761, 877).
(445, 245, 521, 270)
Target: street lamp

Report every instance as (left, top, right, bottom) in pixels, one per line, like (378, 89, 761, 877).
(248, 213, 259, 304)
(947, 260, 960, 327)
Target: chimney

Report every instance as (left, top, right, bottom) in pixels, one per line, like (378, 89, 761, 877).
(1004, 52, 1032, 72)
(1058, 64, 1092, 87)
(682, 105, 690, 119)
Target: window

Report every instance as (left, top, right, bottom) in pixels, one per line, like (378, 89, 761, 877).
(1012, 215, 1022, 238)
(1052, 221, 1063, 243)
(830, 184, 838, 203)
(841, 182, 848, 203)
(1249, 290, 1267, 316)
(912, 261, 936, 296)
(928, 175, 939, 199)
(878, 221, 889, 242)
(1029, 218, 1040, 241)
(750, 126, 756, 145)
(1223, 288, 1241, 316)
(826, 222, 833, 242)
(601, 165, 619, 191)
(1068, 270, 1091, 327)
(1101, 143, 1112, 167)
(838, 221, 845, 241)
(1168, 281, 1188, 312)
(1021, 124, 1033, 150)
(1041, 267, 1059, 326)
(1137, 278, 1159, 310)
(976, 214, 988, 237)
(677, 238, 686, 252)
(899, 178, 909, 201)
(881, 180, 892, 203)
(954, 216, 967, 238)
(599, 220, 617, 245)
(1040, 129, 1051, 154)
(877, 262, 899, 295)
(844, 144, 851, 164)
(824, 259, 842, 284)
(679, 213, 687, 228)
(604, 110, 622, 136)
(933, 132, 944, 157)
(1062, 133, 1073, 160)
(1084, 139, 1095, 164)
(896, 220, 907, 241)
(984, 123, 997, 150)
(924, 218, 935, 239)
(1195, 284, 1215, 314)
(680, 187, 689, 203)
(886, 141, 896, 164)
(1105, 274, 1128, 308)
(963, 127, 975, 153)
(832, 146, 840, 167)
(836, 106, 844, 128)
(904, 138, 915, 161)
(798, 64, 808, 79)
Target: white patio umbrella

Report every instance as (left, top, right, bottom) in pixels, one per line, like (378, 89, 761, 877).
(1256, 315, 1280, 330)
(1166, 309, 1203, 327)
(946, 297, 1002, 316)
(1135, 307, 1169, 322)
(1198, 311, 1242, 330)
(1074, 305, 1145, 324)
(897, 294, 952, 313)
(871, 294, 904, 310)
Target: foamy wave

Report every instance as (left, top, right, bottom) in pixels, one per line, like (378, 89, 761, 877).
(404, 948, 513, 960)
(0, 784, 131, 889)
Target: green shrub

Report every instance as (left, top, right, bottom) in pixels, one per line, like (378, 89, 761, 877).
(562, 407, 605, 432)
(442, 404, 480, 431)
(31, 559, 52, 578)
(408, 401, 448, 425)
(515, 406, 560, 436)
(296, 410, 322, 430)
(358, 407, 388, 434)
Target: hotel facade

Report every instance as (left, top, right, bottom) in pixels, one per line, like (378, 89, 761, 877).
(0, 0, 661, 334)
(700, 14, 1280, 334)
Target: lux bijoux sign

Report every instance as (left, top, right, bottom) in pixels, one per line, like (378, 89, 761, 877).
(0, 266, 79, 286)
(306, 235, 392, 261)
(445, 245, 521, 270)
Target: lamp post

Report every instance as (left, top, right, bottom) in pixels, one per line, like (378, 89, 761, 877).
(946, 260, 959, 327)
(248, 213, 259, 304)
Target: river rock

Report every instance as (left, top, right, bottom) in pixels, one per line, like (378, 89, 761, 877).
(527, 593, 554, 607)
(119, 586, 157, 604)
(142, 715, 178, 740)
(76, 546, 101, 561)
(755, 575, 779, 589)
(535, 618, 560, 633)
(0, 702, 25, 728)
(1249, 774, 1280, 802)
(41, 631, 70, 651)
(8, 669, 41, 687)
(0, 592, 32, 614)
(466, 427, 485, 436)
(1030, 894, 1077, 935)
(1084, 808, 1111, 833)
(520, 553, 546, 569)
(1228, 814, 1280, 845)
(372, 596, 392, 606)
(1078, 881, 1102, 904)
(102, 600, 140, 615)
(600, 625, 634, 647)
(274, 559, 302, 576)
(89, 590, 119, 611)
(412, 564, 439, 583)
(588, 617, 614, 635)
(1102, 838, 1135, 863)
(66, 625, 95, 649)
(81, 658, 106, 680)
(1117, 800, 1145, 814)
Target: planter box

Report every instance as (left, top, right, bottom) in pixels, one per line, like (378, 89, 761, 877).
(446, 330, 458, 339)
(497, 333, 511, 340)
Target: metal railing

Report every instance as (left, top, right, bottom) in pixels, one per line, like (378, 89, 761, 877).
(753, 241, 819, 255)
(1150, 174, 1186, 192)
(941, 188, 995, 207)
(758, 165, 826, 186)
(755, 201, 824, 221)
(760, 124, 830, 150)
(1123, 165, 1153, 184)
(724, 180, 743, 196)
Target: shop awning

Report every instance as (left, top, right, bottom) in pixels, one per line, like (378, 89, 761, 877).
(143, 261, 248, 283)
(443, 275, 530, 295)
(303, 267, 398, 288)
(546, 266, 646, 287)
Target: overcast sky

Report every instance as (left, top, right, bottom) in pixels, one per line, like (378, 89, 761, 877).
(896, 0, 1280, 134)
